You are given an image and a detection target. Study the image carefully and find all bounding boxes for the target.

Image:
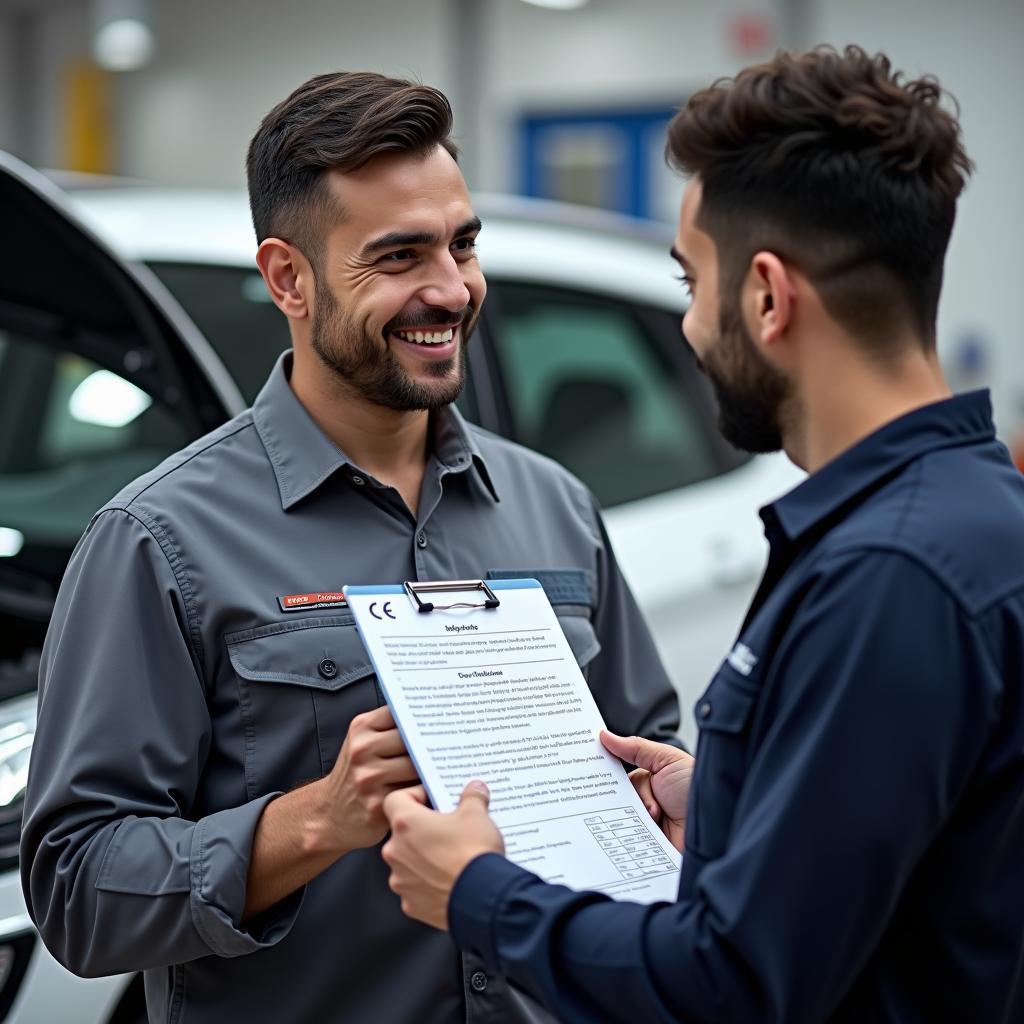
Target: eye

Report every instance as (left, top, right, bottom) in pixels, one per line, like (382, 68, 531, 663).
(451, 236, 479, 258)
(674, 273, 695, 299)
(382, 249, 416, 264)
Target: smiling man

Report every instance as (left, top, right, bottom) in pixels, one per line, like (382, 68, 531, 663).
(21, 73, 680, 1023)
(381, 47, 1024, 1023)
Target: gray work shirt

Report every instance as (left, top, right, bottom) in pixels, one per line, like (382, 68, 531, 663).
(21, 352, 679, 1024)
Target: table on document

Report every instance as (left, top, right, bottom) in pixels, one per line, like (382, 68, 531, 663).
(585, 807, 676, 881)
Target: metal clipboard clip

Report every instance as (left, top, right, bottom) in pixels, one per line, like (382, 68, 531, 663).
(403, 579, 501, 614)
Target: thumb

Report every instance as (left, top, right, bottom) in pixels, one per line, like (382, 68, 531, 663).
(601, 730, 668, 773)
(458, 779, 490, 814)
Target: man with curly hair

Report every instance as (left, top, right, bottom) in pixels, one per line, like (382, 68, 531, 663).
(383, 46, 1024, 1023)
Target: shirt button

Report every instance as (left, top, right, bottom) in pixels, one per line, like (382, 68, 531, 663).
(351, 474, 365, 486)
(698, 701, 712, 719)
(319, 658, 338, 680)
(470, 971, 487, 992)
(416, 530, 428, 549)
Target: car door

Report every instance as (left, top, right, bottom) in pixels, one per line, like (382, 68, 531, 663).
(0, 152, 245, 678)
(0, 151, 245, 1024)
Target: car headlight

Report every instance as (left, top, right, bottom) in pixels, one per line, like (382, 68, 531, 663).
(0, 693, 36, 873)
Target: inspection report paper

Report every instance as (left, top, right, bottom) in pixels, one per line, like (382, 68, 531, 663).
(344, 579, 681, 903)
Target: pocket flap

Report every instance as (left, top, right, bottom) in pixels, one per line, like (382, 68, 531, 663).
(487, 568, 594, 606)
(224, 615, 374, 691)
(488, 569, 599, 668)
(694, 669, 759, 734)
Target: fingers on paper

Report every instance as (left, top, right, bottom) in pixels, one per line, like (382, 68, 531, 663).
(601, 729, 655, 768)
(601, 730, 688, 776)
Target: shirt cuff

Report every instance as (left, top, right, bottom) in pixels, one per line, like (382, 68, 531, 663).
(449, 853, 537, 966)
(189, 793, 304, 957)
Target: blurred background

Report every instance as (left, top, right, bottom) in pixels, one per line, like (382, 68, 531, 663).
(0, 0, 1021, 450)
(0, 6, 1020, 1016)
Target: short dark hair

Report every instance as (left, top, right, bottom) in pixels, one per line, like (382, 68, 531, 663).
(246, 71, 458, 269)
(667, 45, 972, 351)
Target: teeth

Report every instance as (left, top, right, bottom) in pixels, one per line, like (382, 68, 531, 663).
(395, 328, 455, 345)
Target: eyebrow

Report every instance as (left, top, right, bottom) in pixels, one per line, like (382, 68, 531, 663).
(359, 217, 482, 260)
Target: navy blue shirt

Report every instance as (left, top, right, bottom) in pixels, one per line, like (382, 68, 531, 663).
(449, 391, 1024, 1023)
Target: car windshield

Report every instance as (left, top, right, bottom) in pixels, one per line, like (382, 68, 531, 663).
(0, 327, 193, 662)
(147, 262, 291, 404)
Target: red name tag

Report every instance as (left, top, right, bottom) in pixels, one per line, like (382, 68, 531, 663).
(277, 591, 347, 612)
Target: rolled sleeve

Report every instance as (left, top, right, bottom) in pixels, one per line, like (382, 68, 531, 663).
(189, 796, 304, 956)
(21, 509, 301, 976)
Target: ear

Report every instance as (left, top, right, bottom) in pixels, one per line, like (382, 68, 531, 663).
(746, 251, 794, 347)
(255, 238, 312, 320)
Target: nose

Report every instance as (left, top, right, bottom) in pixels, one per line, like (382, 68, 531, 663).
(418, 252, 472, 312)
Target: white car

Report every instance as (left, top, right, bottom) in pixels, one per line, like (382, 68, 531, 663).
(0, 154, 800, 1021)
(65, 185, 803, 743)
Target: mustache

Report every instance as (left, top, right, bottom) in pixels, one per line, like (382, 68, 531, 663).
(384, 305, 474, 334)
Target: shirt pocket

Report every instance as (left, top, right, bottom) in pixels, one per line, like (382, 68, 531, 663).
(554, 605, 602, 670)
(685, 664, 760, 861)
(225, 615, 377, 798)
(487, 569, 602, 672)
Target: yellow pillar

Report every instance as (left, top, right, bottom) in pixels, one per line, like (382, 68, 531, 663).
(62, 59, 114, 173)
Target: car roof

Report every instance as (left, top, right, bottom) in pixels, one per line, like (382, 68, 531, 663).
(66, 187, 687, 313)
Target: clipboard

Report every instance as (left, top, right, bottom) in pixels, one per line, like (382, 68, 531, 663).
(404, 579, 501, 613)
(343, 578, 682, 901)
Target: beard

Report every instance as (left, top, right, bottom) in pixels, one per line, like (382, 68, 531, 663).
(697, 302, 791, 454)
(310, 281, 474, 412)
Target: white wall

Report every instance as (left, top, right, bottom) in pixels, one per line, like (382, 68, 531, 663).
(0, 14, 14, 154)
(471, 0, 1023, 429)
(474, 0, 778, 197)
(15, 0, 90, 170)
(3, 0, 453, 181)
(816, 0, 1024, 432)
(116, 0, 454, 185)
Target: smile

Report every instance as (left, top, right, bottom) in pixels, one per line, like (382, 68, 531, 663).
(392, 327, 455, 346)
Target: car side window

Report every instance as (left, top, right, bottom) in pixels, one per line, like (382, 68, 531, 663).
(488, 282, 729, 508)
(146, 263, 291, 405)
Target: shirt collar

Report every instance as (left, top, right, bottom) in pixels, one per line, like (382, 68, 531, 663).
(765, 390, 996, 543)
(430, 398, 500, 503)
(252, 351, 500, 510)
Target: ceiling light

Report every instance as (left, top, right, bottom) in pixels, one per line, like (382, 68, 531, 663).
(520, 0, 589, 10)
(92, 0, 154, 72)
(69, 370, 153, 427)
(0, 529, 24, 559)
